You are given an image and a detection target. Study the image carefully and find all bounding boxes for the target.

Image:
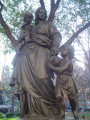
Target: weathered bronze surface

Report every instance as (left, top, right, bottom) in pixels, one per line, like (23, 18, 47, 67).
(48, 44, 78, 120)
(10, 7, 62, 118)
(15, 12, 33, 53)
(10, 7, 78, 120)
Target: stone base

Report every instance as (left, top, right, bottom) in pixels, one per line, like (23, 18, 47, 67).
(18, 117, 59, 120)
(17, 116, 74, 120)
(18, 118, 54, 120)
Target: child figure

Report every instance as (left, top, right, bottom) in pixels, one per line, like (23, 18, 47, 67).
(49, 44, 78, 120)
(15, 12, 33, 53)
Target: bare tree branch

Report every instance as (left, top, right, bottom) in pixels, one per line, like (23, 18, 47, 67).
(39, 0, 45, 9)
(74, 57, 87, 66)
(59, 21, 90, 51)
(65, 21, 90, 44)
(55, 0, 61, 9)
(51, 0, 55, 9)
(0, 0, 4, 12)
(47, 0, 61, 22)
(78, 40, 88, 60)
(0, 13, 17, 48)
(74, 69, 84, 80)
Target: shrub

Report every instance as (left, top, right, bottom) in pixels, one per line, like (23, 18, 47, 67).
(16, 112, 21, 117)
(0, 112, 4, 118)
(6, 112, 14, 118)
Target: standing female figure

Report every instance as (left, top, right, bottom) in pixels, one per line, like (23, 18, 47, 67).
(10, 7, 62, 118)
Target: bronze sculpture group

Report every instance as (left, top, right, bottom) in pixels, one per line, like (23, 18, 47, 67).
(10, 7, 78, 120)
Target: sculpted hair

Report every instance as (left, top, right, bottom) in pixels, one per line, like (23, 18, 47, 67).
(35, 7, 47, 25)
(60, 44, 74, 59)
(23, 12, 33, 22)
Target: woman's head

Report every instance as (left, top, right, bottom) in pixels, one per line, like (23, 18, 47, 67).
(35, 7, 47, 25)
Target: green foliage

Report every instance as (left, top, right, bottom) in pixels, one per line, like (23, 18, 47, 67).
(2, 65, 13, 104)
(15, 111, 20, 117)
(86, 91, 90, 96)
(0, 0, 89, 53)
(6, 112, 14, 118)
(0, 0, 34, 53)
(72, 0, 87, 4)
(1, 65, 20, 112)
(0, 112, 4, 118)
(0, 118, 19, 120)
(54, 0, 89, 39)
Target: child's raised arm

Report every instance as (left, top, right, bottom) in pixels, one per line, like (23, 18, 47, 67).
(48, 60, 71, 73)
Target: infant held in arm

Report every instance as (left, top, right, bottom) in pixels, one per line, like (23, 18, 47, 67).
(15, 12, 33, 53)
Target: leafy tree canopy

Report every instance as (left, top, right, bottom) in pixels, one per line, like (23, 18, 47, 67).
(0, 0, 90, 52)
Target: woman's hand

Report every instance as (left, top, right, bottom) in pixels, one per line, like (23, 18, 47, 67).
(51, 46, 58, 55)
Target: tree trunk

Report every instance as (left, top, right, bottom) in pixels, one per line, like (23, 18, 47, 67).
(0, 13, 17, 48)
(12, 95, 14, 113)
(76, 94, 80, 112)
(65, 21, 90, 44)
(83, 89, 87, 111)
(0, 90, 4, 105)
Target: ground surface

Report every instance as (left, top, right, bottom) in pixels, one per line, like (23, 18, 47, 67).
(0, 112, 90, 120)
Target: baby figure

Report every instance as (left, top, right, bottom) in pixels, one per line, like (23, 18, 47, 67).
(15, 12, 33, 53)
(49, 44, 78, 120)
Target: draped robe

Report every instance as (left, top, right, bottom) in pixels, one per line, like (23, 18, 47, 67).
(10, 22, 61, 118)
